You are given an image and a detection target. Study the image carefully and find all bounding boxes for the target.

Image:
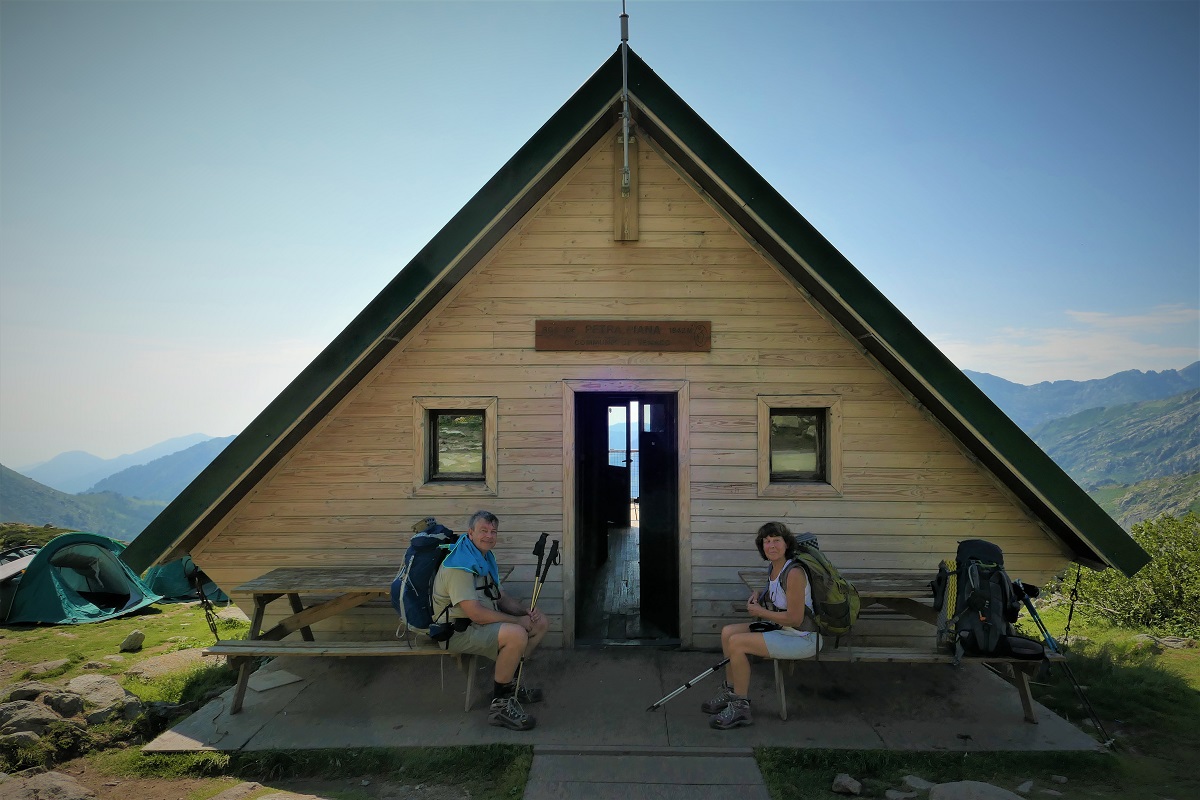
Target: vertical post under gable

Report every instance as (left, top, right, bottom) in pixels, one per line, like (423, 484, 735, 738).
(613, 132, 640, 241)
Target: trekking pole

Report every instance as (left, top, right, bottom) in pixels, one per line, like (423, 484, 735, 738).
(647, 657, 731, 711)
(1014, 580, 1114, 747)
(529, 538, 559, 611)
(513, 539, 559, 697)
(528, 532, 549, 608)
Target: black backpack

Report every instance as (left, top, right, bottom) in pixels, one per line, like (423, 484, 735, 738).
(390, 518, 458, 642)
(932, 539, 1044, 662)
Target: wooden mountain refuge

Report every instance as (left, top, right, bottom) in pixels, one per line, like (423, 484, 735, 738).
(123, 48, 1148, 653)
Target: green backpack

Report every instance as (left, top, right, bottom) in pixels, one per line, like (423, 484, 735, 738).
(778, 540, 861, 643)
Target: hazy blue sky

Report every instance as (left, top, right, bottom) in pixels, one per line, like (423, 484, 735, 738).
(2, 0, 1197, 468)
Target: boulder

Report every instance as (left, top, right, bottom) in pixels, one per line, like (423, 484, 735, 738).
(0, 700, 64, 736)
(119, 630, 145, 653)
(0, 730, 41, 748)
(65, 675, 128, 709)
(42, 691, 85, 717)
(1016, 780, 1033, 794)
(833, 773, 863, 795)
(3, 770, 97, 800)
(4, 681, 56, 702)
(929, 781, 1024, 800)
(65, 674, 143, 724)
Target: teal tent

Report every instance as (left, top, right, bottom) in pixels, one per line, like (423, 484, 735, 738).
(2, 532, 161, 625)
(142, 555, 228, 603)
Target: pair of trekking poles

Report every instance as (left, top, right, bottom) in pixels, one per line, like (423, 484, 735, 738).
(511, 532, 559, 702)
(1012, 580, 1113, 747)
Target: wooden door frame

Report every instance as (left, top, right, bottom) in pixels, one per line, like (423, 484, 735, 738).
(562, 379, 691, 648)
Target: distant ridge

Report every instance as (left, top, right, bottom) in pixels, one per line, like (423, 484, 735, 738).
(0, 463, 163, 541)
(18, 434, 215, 493)
(965, 362, 1199, 431)
(1031, 389, 1200, 489)
(88, 436, 235, 502)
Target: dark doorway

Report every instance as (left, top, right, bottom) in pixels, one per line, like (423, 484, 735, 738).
(575, 392, 679, 645)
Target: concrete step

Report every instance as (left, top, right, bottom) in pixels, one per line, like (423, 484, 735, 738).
(523, 751, 770, 800)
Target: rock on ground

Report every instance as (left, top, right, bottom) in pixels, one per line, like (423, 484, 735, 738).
(0, 700, 74, 736)
(119, 631, 145, 653)
(833, 773, 863, 795)
(3, 770, 97, 800)
(930, 781, 1024, 800)
(4, 682, 56, 702)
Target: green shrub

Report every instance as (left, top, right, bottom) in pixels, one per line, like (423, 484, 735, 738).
(1060, 513, 1199, 637)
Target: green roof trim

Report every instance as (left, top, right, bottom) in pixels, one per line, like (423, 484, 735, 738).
(122, 48, 1148, 578)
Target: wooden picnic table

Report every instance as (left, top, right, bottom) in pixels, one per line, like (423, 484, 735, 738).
(212, 564, 511, 714)
(737, 568, 1058, 723)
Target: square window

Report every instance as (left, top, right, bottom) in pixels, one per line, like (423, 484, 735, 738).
(429, 411, 485, 480)
(757, 395, 842, 497)
(414, 397, 498, 497)
(769, 409, 826, 482)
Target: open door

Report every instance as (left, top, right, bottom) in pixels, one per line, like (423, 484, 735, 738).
(575, 392, 679, 644)
(635, 396, 678, 637)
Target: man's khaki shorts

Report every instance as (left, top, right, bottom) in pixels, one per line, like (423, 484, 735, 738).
(446, 620, 501, 660)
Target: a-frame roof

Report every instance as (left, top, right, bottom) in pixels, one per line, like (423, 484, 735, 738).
(121, 48, 1149, 577)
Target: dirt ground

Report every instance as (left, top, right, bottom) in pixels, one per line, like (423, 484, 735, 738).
(48, 758, 475, 800)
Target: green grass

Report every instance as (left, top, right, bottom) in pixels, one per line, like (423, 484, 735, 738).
(755, 604, 1200, 799)
(2, 601, 247, 687)
(90, 745, 533, 800)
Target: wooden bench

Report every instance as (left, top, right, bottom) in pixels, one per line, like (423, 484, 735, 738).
(205, 565, 511, 714)
(736, 569, 1063, 722)
(764, 644, 1064, 722)
(202, 638, 482, 712)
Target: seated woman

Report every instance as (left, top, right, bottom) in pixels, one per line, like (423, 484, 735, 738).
(704, 521, 822, 729)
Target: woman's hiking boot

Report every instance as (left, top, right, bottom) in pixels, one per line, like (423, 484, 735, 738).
(709, 696, 753, 730)
(489, 696, 536, 731)
(512, 684, 544, 704)
(701, 680, 736, 714)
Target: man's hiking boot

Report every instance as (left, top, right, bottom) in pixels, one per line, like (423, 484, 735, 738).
(709, 696, 753, 730)
(498, 682, 544, 704)
(489, 696, 536, 731)
(701, 680, 736, 714)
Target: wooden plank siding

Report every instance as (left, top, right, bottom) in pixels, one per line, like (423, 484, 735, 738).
(191, 129, 1069, 650)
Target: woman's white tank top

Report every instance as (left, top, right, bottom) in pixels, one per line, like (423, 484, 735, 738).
(767, 559, 814, 636)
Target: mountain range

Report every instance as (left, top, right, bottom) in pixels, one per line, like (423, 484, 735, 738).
(964, 362, 1198, 431)
(0, 436, 233, 540)
(18, 433, 214, 494)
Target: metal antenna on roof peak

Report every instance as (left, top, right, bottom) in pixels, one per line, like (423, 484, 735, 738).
(620, 1, 631, 197)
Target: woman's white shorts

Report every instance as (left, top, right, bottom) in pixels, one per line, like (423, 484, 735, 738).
(762, 630, 822, 660)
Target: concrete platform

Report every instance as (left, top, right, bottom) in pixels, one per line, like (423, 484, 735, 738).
(146, 648, 1100, 753)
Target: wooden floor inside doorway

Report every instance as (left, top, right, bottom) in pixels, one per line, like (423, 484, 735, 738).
(578, 501, 672, 644)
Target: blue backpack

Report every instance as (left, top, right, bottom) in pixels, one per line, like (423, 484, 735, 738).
(391, 518, 458, 641)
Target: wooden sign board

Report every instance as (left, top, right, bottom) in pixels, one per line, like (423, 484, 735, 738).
(535, 320, 711, 352)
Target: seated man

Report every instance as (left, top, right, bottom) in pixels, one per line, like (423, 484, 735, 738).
(431, 510, 549, 731)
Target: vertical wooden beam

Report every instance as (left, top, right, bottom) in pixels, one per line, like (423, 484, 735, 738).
(613, 133, 639, 241)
